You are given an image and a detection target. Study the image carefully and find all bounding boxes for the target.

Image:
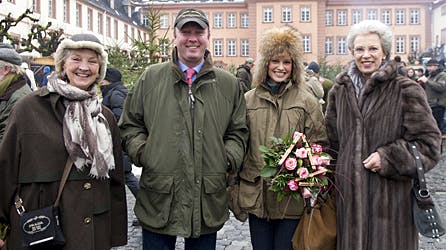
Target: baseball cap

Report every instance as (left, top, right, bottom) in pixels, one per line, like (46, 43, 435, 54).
(175, 8, 209, 29)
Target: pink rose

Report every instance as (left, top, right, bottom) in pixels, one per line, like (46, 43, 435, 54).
(295, 147, 307, 158)
(297, 167, 309, 178)
(312, 155, 323, 166)
(284, 158, 297, 171)
(302, 187, 312, 198)
(293, 132, 303, 141)
(320, 156, 331, 166)
(287, 179, 299, 191)
(311, 144, 323, 154)
(317, 166, 327, 175)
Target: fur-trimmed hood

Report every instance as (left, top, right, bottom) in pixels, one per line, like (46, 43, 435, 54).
(54, 33, 108, 84)
(252, 26, 304, 88)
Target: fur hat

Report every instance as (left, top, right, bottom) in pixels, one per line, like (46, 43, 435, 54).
(54, 33, 108, 83)
(0, 43, 22, 66)
(252, 26, 304, 87)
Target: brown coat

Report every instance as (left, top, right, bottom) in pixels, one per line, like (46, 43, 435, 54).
(0, 89, 127, 250)
(325, 61, 441, 250)
(239, 81, 328, 219)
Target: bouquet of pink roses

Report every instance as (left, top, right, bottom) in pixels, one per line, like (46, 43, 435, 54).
(260, 131, 333, 203)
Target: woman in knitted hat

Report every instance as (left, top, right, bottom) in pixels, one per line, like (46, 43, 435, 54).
(0, 34, 127, 249)
(238, 26, 328, 250)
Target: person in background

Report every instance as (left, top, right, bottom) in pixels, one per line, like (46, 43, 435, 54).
(236, 57, 255, 93)
(40, 65, 51, 87)
(0, 33, 127, 249)
(0, 43, 32, 144)
(325, 20, 441, 250)
(415, 68, 425, 79)
(306, 61, 334, 112)
(405, 67, 417, 81)
(238, 26, 328, 250)
(417, 58, 446, 132)
(20, 62, 37, 91)
(119, 8, 248, 250)
(100, 67, 140, 226)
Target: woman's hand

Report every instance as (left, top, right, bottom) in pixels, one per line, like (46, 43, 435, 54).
(363, 152, 381, 172)
(0, 239, 4, 248)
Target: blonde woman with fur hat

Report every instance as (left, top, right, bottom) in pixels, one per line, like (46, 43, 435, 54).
(0, 33, 127, 249)
(238, 26, 328, 250)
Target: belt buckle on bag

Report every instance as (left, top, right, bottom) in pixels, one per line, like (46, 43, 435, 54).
(14, 198, 26, 216)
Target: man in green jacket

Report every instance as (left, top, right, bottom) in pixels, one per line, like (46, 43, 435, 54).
(0, 43, 32, 144)
(119, 8, 248, 250)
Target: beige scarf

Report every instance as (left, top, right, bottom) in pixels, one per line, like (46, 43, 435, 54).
(47, 73, 115, 178)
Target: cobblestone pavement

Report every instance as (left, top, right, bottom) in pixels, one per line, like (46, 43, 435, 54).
(114, 152, 446, 250)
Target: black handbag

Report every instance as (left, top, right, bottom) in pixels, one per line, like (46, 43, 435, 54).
(14, 158, 73, 249)
(410, 143, 445, 239)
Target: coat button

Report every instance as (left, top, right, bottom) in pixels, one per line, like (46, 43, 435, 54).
(84, 217, 92, 224)
(83, 183, 92, 190)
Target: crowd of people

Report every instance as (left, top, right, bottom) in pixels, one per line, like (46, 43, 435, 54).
(0, 7, 444, 250)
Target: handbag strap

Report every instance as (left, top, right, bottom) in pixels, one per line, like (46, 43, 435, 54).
(54, 158, 73, 206)
(409, 143, 430, 199)
(14, 158, 73, 215)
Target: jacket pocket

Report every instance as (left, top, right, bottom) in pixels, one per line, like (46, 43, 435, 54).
(137, 175, 174, 228)
(238, 178, 262, 210)
(201, 174, 228, 228)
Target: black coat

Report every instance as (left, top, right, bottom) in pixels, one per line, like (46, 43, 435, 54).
(100, 81, 128, 121)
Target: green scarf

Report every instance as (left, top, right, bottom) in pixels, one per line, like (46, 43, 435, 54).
(0, 73, 19, 95)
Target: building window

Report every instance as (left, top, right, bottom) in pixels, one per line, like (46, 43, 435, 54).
(325, 10, 333, 26)
(441, 28, 446, 44)
(76, 4, 81, 27)
(87, 9, 93, 31)
(325, 37, 333, 55)
(337, 10, 347, 26)
(63, 0, 70, 23)
(303, 35, 311, 53)
(410, 9, 420, 24)
(381, 9, 391, 25)
(241, 40, 249, 56)
(227, 13, 236, 28)
(98, 13, 103, 34)
(48, 0, 56, 18)
(114, 20, 118, 39)
(228, 40, 236, 56)
(410, 36, 420, 53)
(214, 39, 223, 56)
(213, 13, 223, 28)
(106, 16, 111, 37)
(241, 13, 248, 28)
(352, 9, 361, 25)
(337, 37, 347, 54)
(263, 7, 273, 23)
(131, 27, 135, 40)
(160, 40, 169, 56)
(33, 0, 40, 13)
(160, 14, 169, 29)
(396, 9, 405, 25)
(396, 36, 405, 53)
(442, 6, 446, 16)
(142, 15, 149, 27)
(300, 6, 311, 22)
(367, 9, 377, 20)
(124, 25, 128, 43)
(282, 6, 292, 23)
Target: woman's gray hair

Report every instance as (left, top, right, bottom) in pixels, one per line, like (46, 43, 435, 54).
(347, 20, 393, 60)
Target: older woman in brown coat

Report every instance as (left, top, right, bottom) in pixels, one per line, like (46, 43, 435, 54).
(325, 20, 441, 250)
(0, 34, 127, 249)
